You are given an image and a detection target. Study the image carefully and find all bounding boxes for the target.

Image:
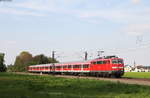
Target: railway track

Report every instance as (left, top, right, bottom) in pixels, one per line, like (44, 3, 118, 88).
(14, 72, 150, 86)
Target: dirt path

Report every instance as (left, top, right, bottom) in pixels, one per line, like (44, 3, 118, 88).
(13, 72, 150, 86)
(54, 75, 150, 86)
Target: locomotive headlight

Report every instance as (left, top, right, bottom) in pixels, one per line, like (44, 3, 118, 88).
(112, 67, 118, 69)
(112, 67, 124, 69)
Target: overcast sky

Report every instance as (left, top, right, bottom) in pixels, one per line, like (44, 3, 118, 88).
(0, 0, 150, 66)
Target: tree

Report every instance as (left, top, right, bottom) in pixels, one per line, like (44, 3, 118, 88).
(32, 54, 58, 65)
(48, 57, 58, 63)
(12, 51, 59, 72)
(0, 53, 6, 72)
(14, 51, 33, 66)
(7, 64, 14, 72)
(14, 51, 33, 72)
(33, 54, 49, 64)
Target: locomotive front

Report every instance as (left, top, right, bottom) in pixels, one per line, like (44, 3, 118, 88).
(111, 57, 124, 77)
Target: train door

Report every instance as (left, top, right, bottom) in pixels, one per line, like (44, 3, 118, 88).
(81, 64, 83, 72)
(105, 60, 111, 71)
(91, 61, 96, 71)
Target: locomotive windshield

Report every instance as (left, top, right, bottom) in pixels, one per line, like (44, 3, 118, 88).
(112, 59, 123, 64)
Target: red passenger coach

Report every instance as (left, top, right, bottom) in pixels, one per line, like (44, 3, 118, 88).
(28, 56, 124, 78)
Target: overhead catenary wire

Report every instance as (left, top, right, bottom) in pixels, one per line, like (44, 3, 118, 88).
(52, 39, 150, 65)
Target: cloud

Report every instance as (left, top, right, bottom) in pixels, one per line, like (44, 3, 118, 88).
(0, 8, 45, 16)
(127, 32, 143, 36)
(0, 0, 149, 24)
(0, 40, 17, 47)
(14, 0, 85, 13)
(124, 24, 150, 36)
(131, 0, 140, 4)
(79, 10, 127, 21)
(0, 0, 58, 17)
(14, 0, 57, 12)
(77, 6, 150, 24)
(78, 10, 135, 23)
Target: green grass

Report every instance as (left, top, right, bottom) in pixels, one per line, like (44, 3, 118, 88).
(123, 72, 150, 78)
(0, 73, 150, 98)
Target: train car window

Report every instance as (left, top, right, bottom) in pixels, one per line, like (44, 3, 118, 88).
(68, 65, 72, 68)
(73, 65, 80, 68)
(76, 65, 78, 68)
(72, 65, 75, 68)
(56, 66, 61, 69)
(63, 65, 67, 68)
(83, 64, 89, 68)
(50, 66, 52, 69)
(78, 65, 81, 68)
(73, 65, 76, 68)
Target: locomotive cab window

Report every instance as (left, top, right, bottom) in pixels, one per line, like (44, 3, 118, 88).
(103, 61, 107, 64)
(106, 60, 110, 64)
(97, 61, 103, 64)
(118, 59, 123, 64)
(112, 59, 123, 64)
(92, 62, 96, 64)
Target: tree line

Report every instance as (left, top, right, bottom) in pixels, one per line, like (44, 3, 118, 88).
(7, 51, 58, 72)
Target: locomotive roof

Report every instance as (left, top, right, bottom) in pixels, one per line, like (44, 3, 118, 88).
(29, 60, 92, 67)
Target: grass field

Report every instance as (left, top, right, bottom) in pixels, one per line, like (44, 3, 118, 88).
(1, 73, 150, 98)
(123, 72, 150, 78)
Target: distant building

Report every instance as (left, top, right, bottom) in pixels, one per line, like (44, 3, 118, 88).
(124, 65, 150, 72)
(124, 65, 132, 72)
(137, 65, 150, 72)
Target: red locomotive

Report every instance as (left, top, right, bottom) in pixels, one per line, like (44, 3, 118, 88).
(28, 56, 124, 78)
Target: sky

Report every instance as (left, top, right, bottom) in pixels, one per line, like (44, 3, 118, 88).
(0, 0, 150, 66)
